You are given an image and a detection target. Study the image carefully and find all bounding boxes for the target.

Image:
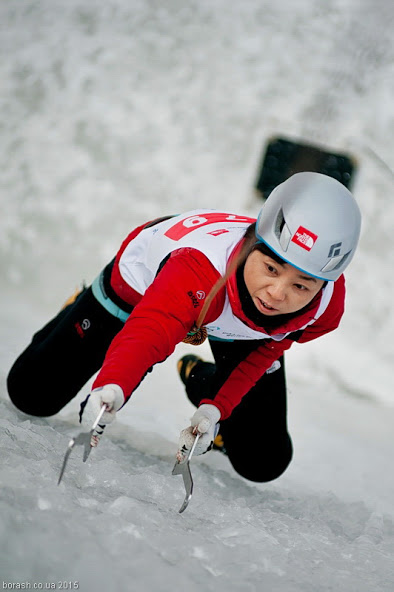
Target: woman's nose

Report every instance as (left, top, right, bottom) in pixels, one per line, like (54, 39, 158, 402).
(267, 280, 286, 301)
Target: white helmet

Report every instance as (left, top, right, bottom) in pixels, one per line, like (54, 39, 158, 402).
(256, 172, 361, 281)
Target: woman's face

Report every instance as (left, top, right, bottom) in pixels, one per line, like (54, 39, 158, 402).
(243, 249, 324, 316)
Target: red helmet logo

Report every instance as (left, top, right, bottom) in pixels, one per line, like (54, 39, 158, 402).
(291, 226, 318, 251)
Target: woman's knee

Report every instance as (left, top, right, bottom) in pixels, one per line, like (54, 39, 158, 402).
(228, 439, 293, 483)
(8, 390, 63, 417)
(7, 365, 66, 417)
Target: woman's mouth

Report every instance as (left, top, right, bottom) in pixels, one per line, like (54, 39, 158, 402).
(256, 297, 278, 314)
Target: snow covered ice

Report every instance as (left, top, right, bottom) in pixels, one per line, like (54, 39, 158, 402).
(1, 1, 394, 590)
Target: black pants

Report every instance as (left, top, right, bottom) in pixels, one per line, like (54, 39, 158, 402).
(185, 340, 293, 482)
(7, 289, 293, 483)
(7, 287, 123, 416)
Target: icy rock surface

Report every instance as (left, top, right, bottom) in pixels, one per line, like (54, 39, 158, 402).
(1, 395, 394, 592)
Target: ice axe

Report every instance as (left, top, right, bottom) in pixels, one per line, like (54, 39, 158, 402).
(172, 431, 201, 513)
(57, 404, 106, 485)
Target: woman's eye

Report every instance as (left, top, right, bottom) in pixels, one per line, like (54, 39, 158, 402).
(266, 264, 276, 273)
(295, 284, 307, 291)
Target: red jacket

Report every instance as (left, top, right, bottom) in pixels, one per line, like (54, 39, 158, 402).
(92, 222, 345, 419)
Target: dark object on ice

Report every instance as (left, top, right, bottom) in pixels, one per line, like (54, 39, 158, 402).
(255, 136, 356, 200)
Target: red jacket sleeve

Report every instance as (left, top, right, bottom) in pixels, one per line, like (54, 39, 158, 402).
(92, 248, 223, 399)
(201, 276, 346, 419)
(200, 338, 295, 419)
